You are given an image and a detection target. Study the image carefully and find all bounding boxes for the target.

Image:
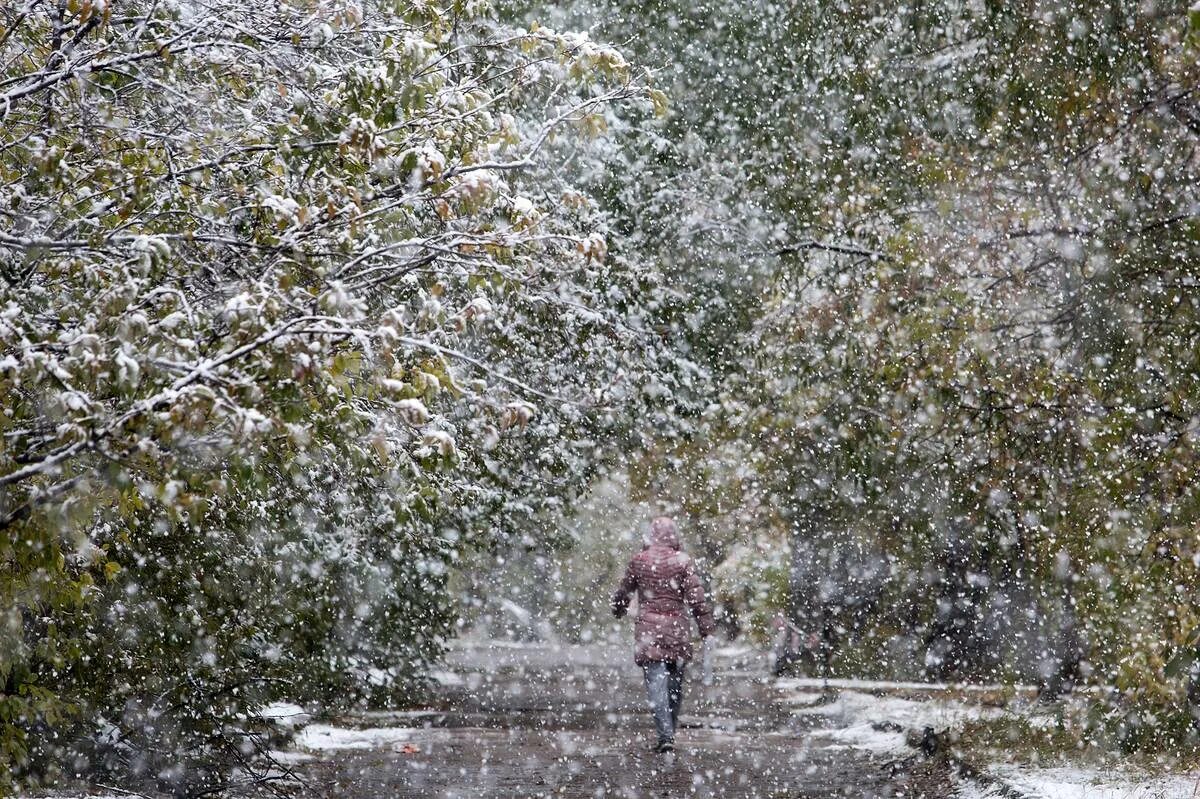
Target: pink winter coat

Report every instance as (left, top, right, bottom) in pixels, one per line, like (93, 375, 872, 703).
(612, 517, 716, 665)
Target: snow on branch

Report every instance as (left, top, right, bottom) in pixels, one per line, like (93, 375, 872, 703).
(0, 0, 658, 530)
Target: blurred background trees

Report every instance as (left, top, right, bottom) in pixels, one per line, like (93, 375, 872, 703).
(499, 0, 1200, 750)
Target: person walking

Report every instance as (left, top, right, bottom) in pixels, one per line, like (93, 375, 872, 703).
(612, 516, 716, 753)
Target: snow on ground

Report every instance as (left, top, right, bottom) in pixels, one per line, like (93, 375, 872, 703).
(267, 748, 316, 764)
(783, 682, 1004, 756)
(816, 723, 910, 755)
(294, 723, 417, 751)
(781, 683, 1199, 796)
(778, 677, 1036, 694)
(356, 709, 447, 722)
(957, 767, 1200, 799)
(783, 683, 1200, 798)
(256, 701, 311, 727)
(429, 668, 466, 686)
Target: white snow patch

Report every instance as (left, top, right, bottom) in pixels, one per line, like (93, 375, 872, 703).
(815, 723, 909, 755)
(294, 724, 416, 750)
(268, 749, 315, 764)
(788, 692, 831, 708)
(960, 767, 1200, 799)
(777, 677, 1035, 693)
(429, 669, 465, 686)
(499, 598, 532, 624)
(256, 702, 311, 728)
(790, 687, 1001, 730)
(786, 685, 1002, 757)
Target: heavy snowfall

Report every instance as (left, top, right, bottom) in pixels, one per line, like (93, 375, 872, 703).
(3, 0, 1200, 796)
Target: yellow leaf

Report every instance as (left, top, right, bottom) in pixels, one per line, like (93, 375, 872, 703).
(648, 88, 669, 118)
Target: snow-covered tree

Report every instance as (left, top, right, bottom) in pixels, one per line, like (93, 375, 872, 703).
(0, 0, 669, 790)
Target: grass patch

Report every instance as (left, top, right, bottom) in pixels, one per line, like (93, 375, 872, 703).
(951, 706, 1200, 775)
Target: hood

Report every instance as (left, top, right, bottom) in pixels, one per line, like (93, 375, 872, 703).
(644, 516, 681, 550)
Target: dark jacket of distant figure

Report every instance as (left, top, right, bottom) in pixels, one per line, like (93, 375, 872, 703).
(612, 517, 716, 665)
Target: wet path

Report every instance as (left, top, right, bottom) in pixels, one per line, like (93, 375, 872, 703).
(284, 641, 954, 798)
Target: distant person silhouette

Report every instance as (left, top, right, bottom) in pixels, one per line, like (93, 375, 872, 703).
(612, 516, 715, 753)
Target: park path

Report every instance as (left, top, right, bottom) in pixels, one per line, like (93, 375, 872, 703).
(280, 640, 956, 798)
